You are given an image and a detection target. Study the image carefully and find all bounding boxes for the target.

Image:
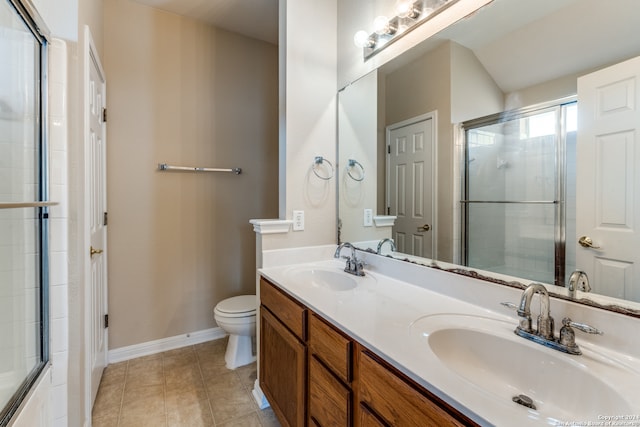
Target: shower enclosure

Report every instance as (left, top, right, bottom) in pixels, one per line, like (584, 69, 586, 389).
(462, 100, 577, 286)
(0, 0, 49, 424)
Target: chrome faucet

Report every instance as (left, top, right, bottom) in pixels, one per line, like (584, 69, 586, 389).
(376, 238, 396, 254)
(567, 270, 591, 298)
(516, 283, 554, 340)
(502, 282, 603, 355)
(334, 242, 365, 276)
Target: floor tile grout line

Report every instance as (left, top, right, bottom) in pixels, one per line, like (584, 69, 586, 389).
(115, 360, 128, 427)
(195, 343, 219, 426)
(162, 350, 168, 427)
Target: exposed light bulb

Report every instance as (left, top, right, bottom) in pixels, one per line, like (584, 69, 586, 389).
(373, 16, 390, 35)
(353, 30, 373, 48)
(395, 0, 420, 19)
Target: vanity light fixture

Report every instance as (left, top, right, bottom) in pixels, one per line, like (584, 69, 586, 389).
(353, 0, 457, 60)
(396, 0, 421, 18)
(373, 15, 397, 36)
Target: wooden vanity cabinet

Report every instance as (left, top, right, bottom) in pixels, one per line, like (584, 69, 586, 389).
(259, 278, 307, 427)
(259, 276, 477, 427)
(356, 348, 472, 427)
(308, 313, 354, 426)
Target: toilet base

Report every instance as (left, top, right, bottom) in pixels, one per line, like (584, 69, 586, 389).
(225, 334, 256, 370)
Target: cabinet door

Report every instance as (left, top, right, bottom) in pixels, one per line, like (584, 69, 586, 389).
(260, 307, 306, 427)
(358, 350, 469, 427)
(358, 404, 388, 427)
(308, 356, 351, 426)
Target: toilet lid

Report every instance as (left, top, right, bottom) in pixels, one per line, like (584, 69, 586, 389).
(215, 295, 256, 315)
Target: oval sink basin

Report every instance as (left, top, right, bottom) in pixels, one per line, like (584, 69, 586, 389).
(289, 268, 358, 291)
(410, 314, 637, 423)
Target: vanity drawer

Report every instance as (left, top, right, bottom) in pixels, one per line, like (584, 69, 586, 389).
(308, 355, 351, 426)
(260, 276, 307, 341)
(358, 350, 469, 427)
(309, 313, 352, 383)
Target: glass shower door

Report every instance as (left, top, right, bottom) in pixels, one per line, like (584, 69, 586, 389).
(0, 0, 49, 424)
(462, 104, 572, 285)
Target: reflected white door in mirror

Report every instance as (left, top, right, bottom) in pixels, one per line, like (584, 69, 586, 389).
(576, 55, 640, 303)
(387, 113, 436, 259)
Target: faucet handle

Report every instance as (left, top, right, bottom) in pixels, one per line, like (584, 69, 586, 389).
(562, 317, 603, 335)
(501, 302, 533, 332)
(500, 301, 517, 310)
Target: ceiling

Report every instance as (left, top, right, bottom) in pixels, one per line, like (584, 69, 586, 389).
(131, 0, 279, 45)
(378, 0, 640, 94)
(450, 0, 640, 93)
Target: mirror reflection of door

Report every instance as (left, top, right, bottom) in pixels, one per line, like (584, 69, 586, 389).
(387, 114, 435, 258)
(576, 55, 640, 303)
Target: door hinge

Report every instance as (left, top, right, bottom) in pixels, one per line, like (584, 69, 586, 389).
(104, 212, 108, 226)
(102, 108, 107, 123)
(387, 145, 391, 154)
(387, 207, 391, 215)
(104, 314, 109, 328)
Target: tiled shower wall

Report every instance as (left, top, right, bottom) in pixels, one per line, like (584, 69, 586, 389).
(48, 37, 70, 427)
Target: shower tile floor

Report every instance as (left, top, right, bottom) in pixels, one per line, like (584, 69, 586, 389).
(92, 337, 281, 427)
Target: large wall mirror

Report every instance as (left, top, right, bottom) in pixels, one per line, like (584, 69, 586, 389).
(337, 0, 640, 315)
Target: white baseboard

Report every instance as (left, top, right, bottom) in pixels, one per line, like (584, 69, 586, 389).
(252, 380, 270, 409)
(108, 327, 227, 364)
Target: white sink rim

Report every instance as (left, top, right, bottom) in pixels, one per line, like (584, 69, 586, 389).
(409, 313, 636, 422)
(285, 265, 373, 291)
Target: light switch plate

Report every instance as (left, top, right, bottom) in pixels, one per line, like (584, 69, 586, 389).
(364, 208, 373, 227)
(293, 210, 304, 231)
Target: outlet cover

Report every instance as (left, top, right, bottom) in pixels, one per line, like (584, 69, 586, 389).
(364, 208, 373, 227)
(293, 210, 304, 231)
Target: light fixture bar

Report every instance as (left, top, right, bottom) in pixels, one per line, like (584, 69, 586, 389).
(355, 0, 460, 60)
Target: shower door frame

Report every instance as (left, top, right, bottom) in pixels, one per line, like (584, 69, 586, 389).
(460, 97, 576, 287)
(0, 0, 50, 425)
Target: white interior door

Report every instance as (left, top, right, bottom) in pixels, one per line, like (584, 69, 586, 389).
(576, 55, 640, 302)
(387, 115, 435, 258)
(85, 27, 108, 406)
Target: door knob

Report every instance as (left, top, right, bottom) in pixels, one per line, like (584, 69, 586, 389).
(578, 236, 601, 249)
(417, 224, 431, 232)
(90, 246, 104, 257)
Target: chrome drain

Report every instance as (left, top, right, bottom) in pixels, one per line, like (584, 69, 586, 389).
(512, 394, 536, 410)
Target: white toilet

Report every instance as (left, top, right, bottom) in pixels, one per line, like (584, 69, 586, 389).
(214, 295, 257, 369)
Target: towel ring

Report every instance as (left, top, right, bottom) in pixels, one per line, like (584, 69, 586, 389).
(347, 159, 365, 182)
(312, 156, 334, 180)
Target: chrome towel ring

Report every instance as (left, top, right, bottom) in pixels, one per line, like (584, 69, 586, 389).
(312, 156, 334, 180)
(347, 159, 365, 181)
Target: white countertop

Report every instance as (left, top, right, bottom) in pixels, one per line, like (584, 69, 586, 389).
(259, 256, 640, 427)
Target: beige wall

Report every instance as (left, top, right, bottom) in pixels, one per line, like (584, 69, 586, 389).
(269, 0, 337, 250)
(383, 42, 503, 262)
(104, 0, 278, 349)
(450, 42, 504, 123)
(385, 42, 454, 261)
(339, 71, 390, 244)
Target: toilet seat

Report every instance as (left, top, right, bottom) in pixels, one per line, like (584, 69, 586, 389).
(214, 295, 256, 318)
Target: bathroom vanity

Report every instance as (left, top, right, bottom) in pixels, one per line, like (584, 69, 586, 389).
(259, 276, 473, 426)
(256, 250, 640, 427)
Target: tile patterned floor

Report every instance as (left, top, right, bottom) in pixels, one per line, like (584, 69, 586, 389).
(92, 338, 281, 427)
